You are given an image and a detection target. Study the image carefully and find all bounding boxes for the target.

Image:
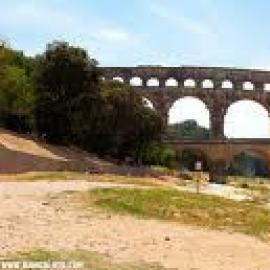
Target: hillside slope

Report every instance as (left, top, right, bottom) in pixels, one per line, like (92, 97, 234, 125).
(0, 128, 118, 174)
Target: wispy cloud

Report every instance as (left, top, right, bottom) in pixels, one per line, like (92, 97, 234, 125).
(5, 0, 268, 68)
(94, 28, 134, 43)
(135, 0, 225, 66)
(147, 1, 214, 38)
(0, 0, 140, 57)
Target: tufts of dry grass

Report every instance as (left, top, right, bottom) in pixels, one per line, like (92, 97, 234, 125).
(80, 187, 270, 239)
(0, 171, 164, 187)
(228, 176, 270, 204)
(4, 250, 167, 270)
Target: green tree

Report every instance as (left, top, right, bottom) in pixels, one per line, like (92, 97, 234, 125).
(166, 120, 210, 170)
(139, 142, 176, 168)
(0, 44, 34, 132)
(33, 41, 163, 161)
(0, 66, 34, 115)
(1, 40, 167, 165)
(0, 42, 34, 74)
(167, 120, 209, 140)
(92, 81, 163, 160)
(33, 41, 100, 143)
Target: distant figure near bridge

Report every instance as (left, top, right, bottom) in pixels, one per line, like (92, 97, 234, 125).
(102, 66, 270, 183)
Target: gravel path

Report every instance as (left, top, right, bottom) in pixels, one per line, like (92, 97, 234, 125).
(176, 183, 252, 201)
(0, 181, 270, 270)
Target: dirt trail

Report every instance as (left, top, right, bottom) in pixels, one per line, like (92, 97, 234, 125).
(0, 181, 270, 270)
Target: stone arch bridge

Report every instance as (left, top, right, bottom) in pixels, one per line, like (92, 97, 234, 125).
(166, 139, 270, 183)
(102, 66, 270, 183)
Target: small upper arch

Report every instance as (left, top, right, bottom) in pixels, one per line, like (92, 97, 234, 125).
(184, 78, 196, 88)
(202, 79, 214, 89)
(165, 77, 178, 87)
(130, 77, 143, 87)
(222, 80, 233, 89)
(112, 76, 124, 83)
(243, 81, 254, 91)
(147, 77, 159, 87)
(264, 83, 270, 91)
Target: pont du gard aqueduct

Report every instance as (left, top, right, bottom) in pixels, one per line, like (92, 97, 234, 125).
(102, 66, 270, 183)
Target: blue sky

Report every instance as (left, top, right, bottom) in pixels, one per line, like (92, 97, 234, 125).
(2, 0, 270, 68)
(1, 0, 270, 137)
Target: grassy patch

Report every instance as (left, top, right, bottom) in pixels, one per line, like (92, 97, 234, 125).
(228, 176, 270, 189)
(229, 177, 270, 204)
(0, 172, 162, 186)
(0, 171, 86, 181)
(6, 249, 166, 270)
(92, 174, 163, 187)
(83, 188, 270, 238)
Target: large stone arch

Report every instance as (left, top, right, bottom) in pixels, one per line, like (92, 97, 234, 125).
(168, 96, 210, 129)
(155, 92, 226, 139)
(166, 93, 211, 111)
(168, 142, 227, 183)
(226, 96, 270, 114)
(230, 145, 270, 165)
(224, 99, 270, 138)
(228, 147, 270, 177)
(176, 147, 210, 172)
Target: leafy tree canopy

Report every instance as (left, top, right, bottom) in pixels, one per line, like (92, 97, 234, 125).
(94, 81, 163, 159)
(33, 41, 100, 143)
(167, 120, 209, 140)
(0, 43, 35, 132)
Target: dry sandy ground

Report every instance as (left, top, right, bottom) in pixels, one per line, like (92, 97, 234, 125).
(0, 128, 118, 174)
(0, 181, 270, 270)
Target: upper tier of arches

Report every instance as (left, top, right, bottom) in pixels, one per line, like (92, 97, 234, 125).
(110, 76, 270, 91)
(105, 66, 270, 92)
